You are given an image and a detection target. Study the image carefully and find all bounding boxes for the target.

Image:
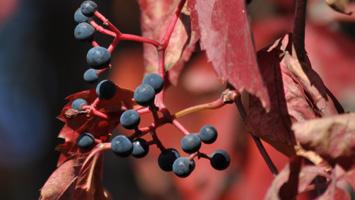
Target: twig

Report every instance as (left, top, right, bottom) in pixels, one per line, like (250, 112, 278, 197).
(235, 95, 279, 176)
(292, 0, 308, 61)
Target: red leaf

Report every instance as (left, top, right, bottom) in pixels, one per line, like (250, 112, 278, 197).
(40, 159, 78, 200)
(138, 0, 198, 84)
(188, 0, 270, 110)
(292, 113, 355, 160)
(243, 34, 340, 156)
(55, 87, 133, 166)
(41, 154, 110, 200)
(74, 154, 111, 200)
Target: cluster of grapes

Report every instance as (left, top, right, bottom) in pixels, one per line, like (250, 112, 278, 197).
(69, 0, 230, 178)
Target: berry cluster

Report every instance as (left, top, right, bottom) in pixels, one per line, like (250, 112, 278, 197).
(68, 0, 233, 178)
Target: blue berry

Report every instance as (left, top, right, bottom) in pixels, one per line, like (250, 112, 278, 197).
(133, 84, 156, 106)
(210, 150, 230, 170)
(83, 68, 99, 83)
(71, 98, 88, 111)
(132, 138, 149, 158)
(172, 157, 195, 178)
(74, 22, 95, 41)
(142, 73, 164, 93)
(80, 1, 98, 17)
(96, 80, 116, 99)
(199, 125, 218, 144)
(120, 109, 140, 129)
(111, 135, 133, 157)
(158, 148, 180, 171)
(86, 46, 111, 69)
(77, 132, 95, 149)
(181, 134, 201, 153)
(74, 8, 90, 23)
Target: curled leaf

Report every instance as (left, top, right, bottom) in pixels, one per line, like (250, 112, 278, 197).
(325, 0, 352, 15)
(292, 113, 355, 160)
(243, 34, 340, 156)
(265, 163, 328, 200)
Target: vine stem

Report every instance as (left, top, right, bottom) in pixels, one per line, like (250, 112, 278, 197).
(121, 33, 160, 47)
(156, 0, 187, 106)
(174, 98, 227, 119)
(235, 95, 279, 176)
(292, 0, 307, 61)
(173, 89, 238, 118)
(95, 11, 122, 35)
(156, 50, 166, 107)
(160, 0, 187, 49)
(172, 119, 190, 135)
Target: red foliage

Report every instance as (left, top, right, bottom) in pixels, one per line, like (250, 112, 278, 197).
(188, 0, 271, 110)
(41, 0, 355, 199)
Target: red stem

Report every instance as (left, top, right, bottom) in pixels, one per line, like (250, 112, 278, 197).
(156, 0, 187, 106)
(90, 20, 117, 37)
(156, 50, 166, 106)
(108, 37, 120, 52)
(120, 33, 160, 47)
(160, 0, 187, 49)
(172, 119, 190, 135)
(92, 40, 100, 47)
(94, 11, 122, 35)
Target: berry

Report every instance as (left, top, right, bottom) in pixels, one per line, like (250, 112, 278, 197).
(96, 80, 116, 99)
(132, 138, 149, 158)
(210, 150, 230, 170)
(74, 8, 90, 23)
(74, 22, 95, 41)
(181, 134, 201, 153)
(172, 157, 195, 178)
(142, 73, 164, 93)
(71, 98, 88, 111)
(158, 148, 180, 171)
(83, 68, 99, 83)
(111, 135, 133, 157)
(80, 0, 98, 17)
(77, 132, 95, 149)
(133, 84, 156, 106)
(120, 109, 140, 129)
(199, 125, 218, 144)
(86, 46, 111, 69)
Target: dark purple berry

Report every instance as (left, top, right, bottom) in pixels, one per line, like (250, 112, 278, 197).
(199, 125, 218, 144)
(158, 148, 180, 171)
(111, 135, 133, 157)
(210, 150, 230, 170)
(181, 134, 201, 153)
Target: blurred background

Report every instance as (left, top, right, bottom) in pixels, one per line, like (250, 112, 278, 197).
(0, 0, 354, 199)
